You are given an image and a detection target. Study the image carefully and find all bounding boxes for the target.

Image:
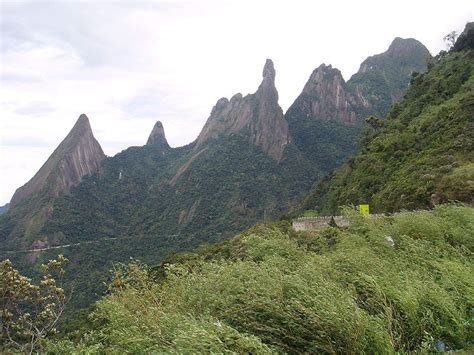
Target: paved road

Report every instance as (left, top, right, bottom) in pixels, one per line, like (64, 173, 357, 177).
(2, 237, 118, 254)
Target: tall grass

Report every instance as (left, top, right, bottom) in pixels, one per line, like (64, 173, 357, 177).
(48, 205, 474, 353)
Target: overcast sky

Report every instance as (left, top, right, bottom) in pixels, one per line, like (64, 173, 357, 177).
(0, 0, 472, 205)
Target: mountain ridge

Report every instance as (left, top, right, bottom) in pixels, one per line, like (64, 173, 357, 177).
(196, 59, 289, 161)
(3, 114, 105, 242)
(0, 35, 437, 317)
(285, 37, 431, 172)
(10, 114, 105, 208)
(298, 27, 473, 214)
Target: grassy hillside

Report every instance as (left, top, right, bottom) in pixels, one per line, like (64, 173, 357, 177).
(46, 205, 474, 353)
(301, 47, 473, 214)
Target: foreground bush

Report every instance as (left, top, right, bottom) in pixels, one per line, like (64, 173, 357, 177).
(50, 205, 473, 353)
(1, 255, 68, 353)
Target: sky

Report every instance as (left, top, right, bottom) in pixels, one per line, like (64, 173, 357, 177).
(0, 0, 472, 205)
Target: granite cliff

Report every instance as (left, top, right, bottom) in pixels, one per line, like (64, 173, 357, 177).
(5, 114, 105, 242)
(196, 59, 289, 161)
(287, 64, 363, 125)
(10, 114, 105, 208)
(286, 37, 431, 170)
(348, 37, 432, 117)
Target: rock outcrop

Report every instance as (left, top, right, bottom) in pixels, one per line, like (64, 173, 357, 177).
(348, 37, 432, 116)
(285, 37, 431, 173)
(287, 64, 363, 125)
(196, 59, 289, 161)
(0, 203, 9, 215)
(146, 121, 170, 149)
(287, 38, 431, 125)
(453, 22, 474, 52)
(10, 114, 105, 208)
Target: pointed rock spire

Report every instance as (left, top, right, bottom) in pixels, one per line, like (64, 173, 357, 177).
(146, 121, 169, 149)
(10, 114, 105, 208)
(195, 59, 289, 160)
(261, 59, 276, 85)
(257, 58, 278, 102)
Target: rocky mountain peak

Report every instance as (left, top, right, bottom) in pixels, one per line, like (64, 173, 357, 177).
(389, 37, 423, 51)
(287, 63, 360, 125)
(210, 97, 230, 116)
(66, 113, 94, 141)
(78, 113, 90, 124)
(262, 59, 276, 84)
(10, 114, 105, 208)
(146, 121, 169, 149)
(356, 37, 430, 75)
(349, 37, 431, 116)
(453, 22, 474, 52)
(195, 59, 289, 160)
(257, 58, 278, 102)
(386, 37, 431, 62)
(301, 64, 344, 95)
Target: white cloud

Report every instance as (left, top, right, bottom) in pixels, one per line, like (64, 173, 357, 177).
(0, 0, 473, 204)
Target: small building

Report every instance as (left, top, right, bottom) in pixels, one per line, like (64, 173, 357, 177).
(292, 216, 350, 231)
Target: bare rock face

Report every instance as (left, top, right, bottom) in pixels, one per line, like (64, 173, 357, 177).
(452, 22, 474, 52)
(10, 114, 105, 208)
(287, 37, 431, 125)
(146, 121, 170, 149)
(196, 59, 289, 161)
(288, 64, 362, 124)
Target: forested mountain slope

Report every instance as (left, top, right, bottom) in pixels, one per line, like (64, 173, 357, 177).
(0, 37, 433, 318)
(286, 38, 431, 172)
(300, 27, 473, 214)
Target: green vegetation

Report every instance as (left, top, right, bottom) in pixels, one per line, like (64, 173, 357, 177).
(45, 205, 474, 353)
(286, 112, 362, 172)
(1, 255, 68, 353)
(286, 37, 430, 175)
(30, 135, 316, 246)
(348, 37, 431, 117)
(1, 28, 472, 353)
(0, 135, 317, 320)
(303, 209, 318, 217)
(301, 43, 474, 214)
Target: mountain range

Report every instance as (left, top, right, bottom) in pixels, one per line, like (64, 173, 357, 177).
(2, 21, 474, 354)
(0, 36, 433, 313)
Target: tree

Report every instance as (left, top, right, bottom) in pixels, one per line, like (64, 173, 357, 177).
(1, 255, 68, 353)
(365, 115, 385, 130)
(443, 31, 458, 50)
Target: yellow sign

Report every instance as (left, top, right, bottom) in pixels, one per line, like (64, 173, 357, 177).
(359, 204, 370, 215)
